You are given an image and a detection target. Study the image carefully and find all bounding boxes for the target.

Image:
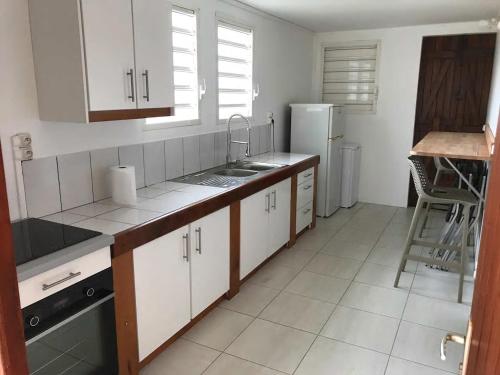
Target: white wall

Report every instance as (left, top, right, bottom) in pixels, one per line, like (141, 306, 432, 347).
(0, 0, 314, 220)
(487, 32, 500, 136)
(313, 22, 490, 207)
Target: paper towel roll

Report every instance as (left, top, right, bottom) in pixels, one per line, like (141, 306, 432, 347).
(110, 166, 137, 205)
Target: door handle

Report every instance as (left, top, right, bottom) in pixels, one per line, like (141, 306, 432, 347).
(42, 272, 81, 291)
(127, 68, 135, 102)
(265, 193, 270, 213)
(441, 333, 465, 361)
(195, 227, 202, 254)
(272, 190, 277, 210)
(142, 70, 150, 102)
(328, 135, 344, 141)
(182, 233, 190, 262)
(303, 184, 312, 191)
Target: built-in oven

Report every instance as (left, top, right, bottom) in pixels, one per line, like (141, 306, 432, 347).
(22, 268, 118, 375)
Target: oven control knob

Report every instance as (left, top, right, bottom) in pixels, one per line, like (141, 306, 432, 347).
(27, 315, 40, 327)
(84, 287, 95, 297)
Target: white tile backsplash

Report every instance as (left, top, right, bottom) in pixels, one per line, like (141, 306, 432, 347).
(58, 152, 93, 211)
(119, 144, 146, 189)
(199, 133, 215, 171)
(165, 138, 184, 179)
(144, 141, 166, 186)
(22, 131, 272, 219)
(183, 135, 201, 175)
(22, 156, 61, 217)
(90, 147, 119, 201)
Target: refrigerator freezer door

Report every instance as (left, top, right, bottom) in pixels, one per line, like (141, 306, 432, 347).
(290, 106, 330, 154)
(324, 138, 343, 217)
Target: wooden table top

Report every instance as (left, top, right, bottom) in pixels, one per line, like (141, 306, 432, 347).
(411, 131, 492, 161)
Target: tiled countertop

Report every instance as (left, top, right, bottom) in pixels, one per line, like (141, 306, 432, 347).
(41, 153, 315, 236)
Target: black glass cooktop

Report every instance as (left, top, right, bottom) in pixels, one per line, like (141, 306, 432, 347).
(12, 218, 102, 266)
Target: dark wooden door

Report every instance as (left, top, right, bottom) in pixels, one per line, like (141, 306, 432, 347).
(408, 33, 496, 205)
(0, 145, 28, 374)
(464, 115, 500, 374)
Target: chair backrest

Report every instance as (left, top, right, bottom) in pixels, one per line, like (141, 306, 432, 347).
(408, 156, 431, 196)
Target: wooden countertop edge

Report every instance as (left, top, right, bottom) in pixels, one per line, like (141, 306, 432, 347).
(111, 155, 320, 257)
(485, 124, 495, 155)
(409, 149, 489, 161)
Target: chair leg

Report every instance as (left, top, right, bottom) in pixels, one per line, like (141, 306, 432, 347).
(457, 205, 470, 304)
(395, 197, 425, 288)
(419, 170, 441, 238)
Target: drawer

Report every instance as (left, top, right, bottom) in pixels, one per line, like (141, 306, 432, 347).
(296, 202, 313, 234)
(297, 167, 314, 185)
(297, 180, 314, 209)
(19, 247, 111, 308)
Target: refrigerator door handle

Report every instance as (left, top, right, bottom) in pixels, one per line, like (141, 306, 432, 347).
(329, 135, 344, 142)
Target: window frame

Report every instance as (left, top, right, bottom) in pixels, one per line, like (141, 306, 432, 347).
(144, 5, 202, 131)
(215, 15, 255, 125)
(320, 39, 381, 115)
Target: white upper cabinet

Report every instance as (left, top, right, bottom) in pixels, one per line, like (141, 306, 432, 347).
(81, 0, 137, 112)
(132, 0, 175, 109)
(29, 0, 174, 122)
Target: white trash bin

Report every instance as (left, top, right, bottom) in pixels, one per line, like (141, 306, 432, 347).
(341, 143, 361, 208)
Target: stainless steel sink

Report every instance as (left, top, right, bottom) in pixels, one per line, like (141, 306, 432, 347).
(236, 161, 284, 171)
(214, 168, 258, 177)
(171, 161, 287, 188)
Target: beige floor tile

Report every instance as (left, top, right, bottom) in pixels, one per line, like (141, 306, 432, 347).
(140, 338, 219, 375)
(285, 271, 350, 303)
(259, 292, 335, 333)
(355, 262, 414, 290)
(385, 357, 453, 375)
(225, 319, 315, 374)
(392, 321, 464, 373)
(295, 336, 388, 375)
(291, 229, 333, 252)
(411, 274, 473, 304)
(320, 239, 373, 261)
(220, 283, 280, 317)
(403, 294, 470, 334)
(340, 282, 408, 318)
(367, 245, 420, 271)
(204, 354, 284, 375)
(269, 248, 315, 270)
(183, 308, 253, 351)
(248, 263, 298, 290)
(305, 253, 363, 280)
(320, 306, 399, 354)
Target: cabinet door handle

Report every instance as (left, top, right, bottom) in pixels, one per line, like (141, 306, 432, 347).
(42, 272, 81, 291)
(304, 184, 312, 191)
(142, 70, 150, 102)
(272, 190, 277, 210)
(195, 227, 202, 254)
(182, 234, 189, 262)
(127, 68, 135, 102)
(265, 193, 270, 213)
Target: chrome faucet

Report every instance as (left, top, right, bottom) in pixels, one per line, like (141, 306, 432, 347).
(226, 114, 252, 166)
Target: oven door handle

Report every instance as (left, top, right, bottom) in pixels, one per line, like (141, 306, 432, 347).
(42, 272, 82, 291)
(25, 293, 115, 346)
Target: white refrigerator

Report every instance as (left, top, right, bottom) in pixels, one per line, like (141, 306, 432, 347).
(290, 104, 345, 217)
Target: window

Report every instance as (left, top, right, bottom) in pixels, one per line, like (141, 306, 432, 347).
(217, 20, 254, 120)
(322, 41, 380, 113)
(147, 6, 199, 126)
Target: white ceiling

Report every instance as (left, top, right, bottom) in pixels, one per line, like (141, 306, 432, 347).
(236, 0, 500, 32)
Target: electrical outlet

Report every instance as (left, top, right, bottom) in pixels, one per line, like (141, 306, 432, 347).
(12, 133, 32, 147)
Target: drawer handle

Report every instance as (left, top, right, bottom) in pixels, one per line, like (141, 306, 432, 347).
(42, 272, 81, 291)
(303, 185, 312, 190)
(195, 227, 202, 254)
(303, 172, 313, 178)
(303, 208, 312, 214)
(183, 234, 190, 262)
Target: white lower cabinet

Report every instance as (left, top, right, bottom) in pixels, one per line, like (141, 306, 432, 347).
(190, 208, 230, 317)
(133, 208, 230, 361)
(134, 226, 191, 361)
(240, 178, 292, 279)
